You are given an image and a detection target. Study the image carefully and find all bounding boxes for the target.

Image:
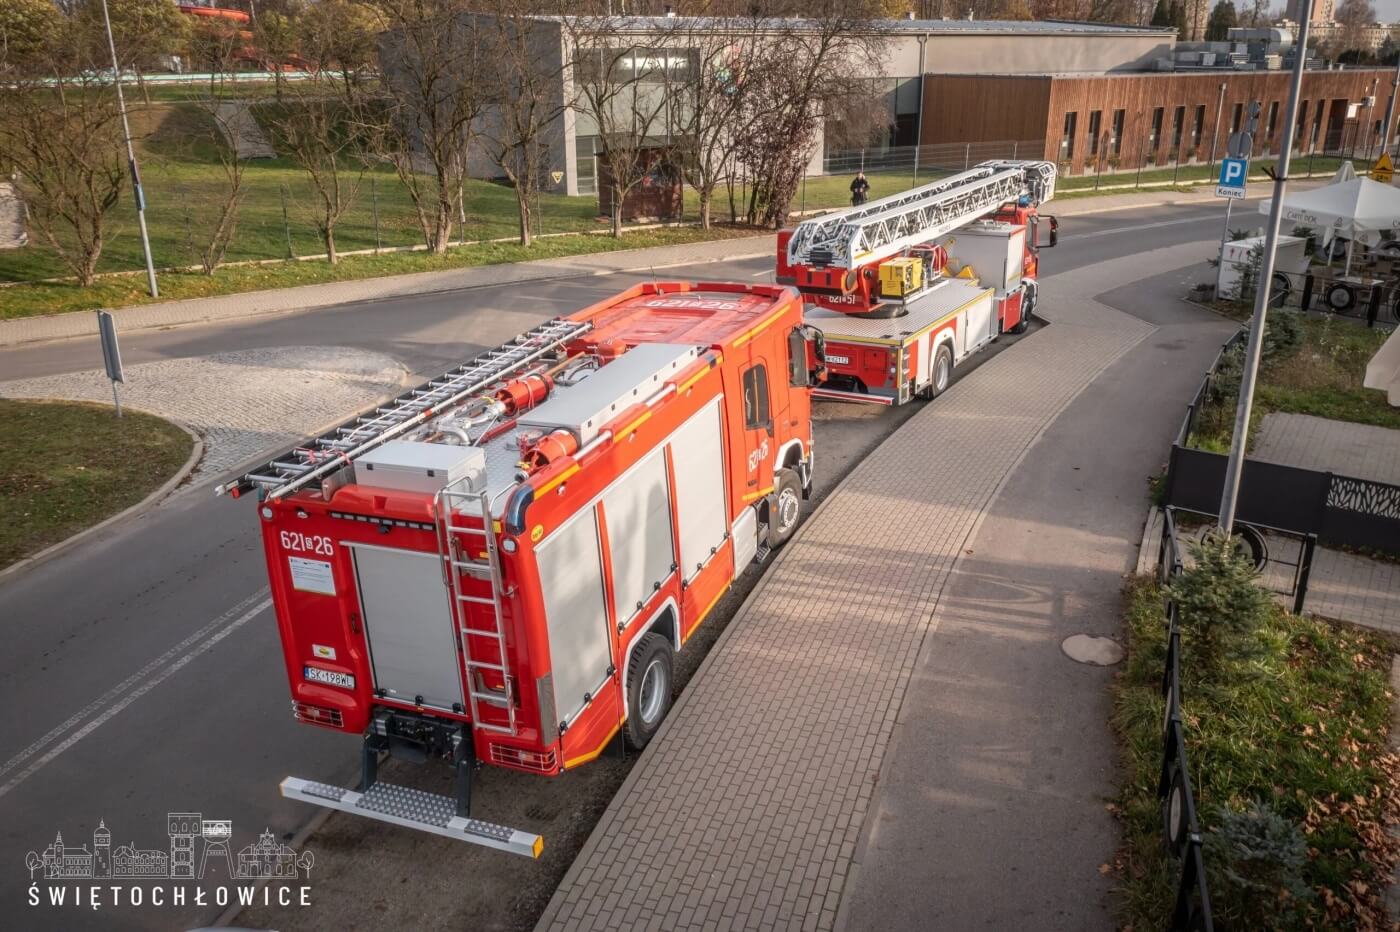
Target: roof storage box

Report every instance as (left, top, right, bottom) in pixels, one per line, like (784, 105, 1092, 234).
(356, 441, 487, 496)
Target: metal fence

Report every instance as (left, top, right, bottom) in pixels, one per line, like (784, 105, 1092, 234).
(1156, 507, 1215, 932)
(822, 140, 1045, 177)
(1217, 257, 1400, 328)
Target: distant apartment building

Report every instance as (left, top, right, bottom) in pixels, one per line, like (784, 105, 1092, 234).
(1286, 0, 1335, 25)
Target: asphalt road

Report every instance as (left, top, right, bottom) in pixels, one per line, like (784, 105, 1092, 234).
(0, 200, 1230, 930)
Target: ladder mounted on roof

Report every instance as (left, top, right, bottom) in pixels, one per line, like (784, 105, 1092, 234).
(785, 160, 1056, 272)
(216, 317, 592, 501)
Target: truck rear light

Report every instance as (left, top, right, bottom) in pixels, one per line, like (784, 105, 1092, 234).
(489, 743, 557, 773)
(292, 701, 344, 729)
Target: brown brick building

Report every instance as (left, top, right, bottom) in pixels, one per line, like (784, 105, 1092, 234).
(920, 69, 1393, 176)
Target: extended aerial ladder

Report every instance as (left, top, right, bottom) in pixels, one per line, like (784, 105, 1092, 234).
(777, 160, 1057, 316)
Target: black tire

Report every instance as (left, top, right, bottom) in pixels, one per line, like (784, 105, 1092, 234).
(767, 468, 803, 549)
(1010, 287, 1034, 334)
(1325, 282, 1356, 314)
(921, 343, 954, 400)
(623, 633, 673, 750)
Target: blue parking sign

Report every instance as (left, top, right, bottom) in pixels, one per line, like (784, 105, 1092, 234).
(1215, 158, 1248, 199)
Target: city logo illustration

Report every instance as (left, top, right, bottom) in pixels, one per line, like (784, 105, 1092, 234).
(25, 813, 314, 882)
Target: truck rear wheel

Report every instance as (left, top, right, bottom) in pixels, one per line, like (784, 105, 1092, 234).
(624, 633, 674, 750)
(921, 344, 953, 399)
(767, 468, 803, 549)
(1010, 287, 1035, 334)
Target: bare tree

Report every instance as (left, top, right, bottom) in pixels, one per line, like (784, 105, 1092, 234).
(375, 0, 489, 254)
(77, 0, 188, 105)
(0, 14, 129, 286)
(563, 13, 683, 237)
(663, 15, 763, 230)
(480, 4, 572, 246)
(733, 4, 889, 229)
(183, 19, 249, 274)
(1335, 0, 1377, 57)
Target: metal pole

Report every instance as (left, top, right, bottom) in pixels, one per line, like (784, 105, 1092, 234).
(111, 380, 123, 418)
(371, 176, 381, 255)
(1386, 52, 1400, 157)
(280, 185, 294, 259)
(99, 0, 158, 298)
(1219, 16, 1312, 534)
(1219, 197, 1234, 264)
(912, 35, 927, 185)
(1209, 82, 1227, 178)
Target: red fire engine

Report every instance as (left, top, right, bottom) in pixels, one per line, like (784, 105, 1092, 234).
(777, 160, 1059, 404)
(220, 282, 819, 855)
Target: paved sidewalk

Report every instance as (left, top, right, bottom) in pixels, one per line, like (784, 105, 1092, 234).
(537, 242, 1215, 932)
(215, 101, 276, 159)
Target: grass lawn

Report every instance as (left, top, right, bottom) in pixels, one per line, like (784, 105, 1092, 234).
(1113, 577, 1397, 930)
(0, 399, 193, 569)
(0, 224, 763, 320)
(1189, 314, 1400, 453)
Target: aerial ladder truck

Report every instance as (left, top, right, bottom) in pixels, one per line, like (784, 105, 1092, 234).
(777, 160, 1059, 405)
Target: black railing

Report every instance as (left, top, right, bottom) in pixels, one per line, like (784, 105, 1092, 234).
(1156, 508, 1215, 931)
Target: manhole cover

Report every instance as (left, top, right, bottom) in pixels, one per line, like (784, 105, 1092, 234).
(1061, 634, 1124, 666)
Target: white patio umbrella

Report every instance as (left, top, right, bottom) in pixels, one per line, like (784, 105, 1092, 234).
(1260, 174, 1400, 276)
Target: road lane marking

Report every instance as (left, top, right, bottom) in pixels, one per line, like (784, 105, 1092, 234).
(0, 591, 272, 800)
(1066, 215, 1215, 240)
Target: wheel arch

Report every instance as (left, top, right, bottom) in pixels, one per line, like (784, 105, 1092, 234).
(619, 598, 680, 724)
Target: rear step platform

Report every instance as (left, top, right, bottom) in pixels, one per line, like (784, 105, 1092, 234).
(281, 777, 544, 858)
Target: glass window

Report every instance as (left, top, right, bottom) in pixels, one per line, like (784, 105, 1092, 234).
(1060, 111, 1077, 160)
(1171, 106, 1185, 151)
(1231, 102, 1244, 135)
(1111, 109, 1126, 156)
(1192, 105, 1206, 147)
(742, 364, 770, 429)
(1150, 107, 1165, 151)
(1087, 110, 1102, 156)
(1267, 101, 1280, 140)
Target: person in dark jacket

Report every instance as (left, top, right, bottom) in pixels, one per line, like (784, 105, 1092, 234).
(850, 172, 870, 206)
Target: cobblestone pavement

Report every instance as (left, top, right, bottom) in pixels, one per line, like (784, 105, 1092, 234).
(1254, 412, 1400, 485)
(0, 346, 406, 482)
(535, 245, 1219, 932)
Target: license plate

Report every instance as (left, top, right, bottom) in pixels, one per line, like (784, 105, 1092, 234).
(304, 665, 354, 689)
(825, 354, 850, 365)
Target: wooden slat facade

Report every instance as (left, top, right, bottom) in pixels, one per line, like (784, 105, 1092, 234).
(921, 69, 1393, 176)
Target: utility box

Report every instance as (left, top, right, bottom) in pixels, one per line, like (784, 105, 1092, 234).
(879, 257, 924, 298)
(356, 441, 487, 496)
(1218, 234, 1308, 300)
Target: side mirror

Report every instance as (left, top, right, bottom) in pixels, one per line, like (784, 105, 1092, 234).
(788, 327, 810, 388)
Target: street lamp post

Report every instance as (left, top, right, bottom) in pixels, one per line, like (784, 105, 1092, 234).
(1218, 17, 1313, 534)
(1380, 54, 1400, 159)
(99, 0, 158, 298)
(1208, 82, 1227, 177)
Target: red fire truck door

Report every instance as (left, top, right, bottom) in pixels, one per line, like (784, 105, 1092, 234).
(736, 353, 777, 499)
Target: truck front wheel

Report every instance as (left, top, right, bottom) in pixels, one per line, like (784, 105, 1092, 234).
(624, 633, 674, 750)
